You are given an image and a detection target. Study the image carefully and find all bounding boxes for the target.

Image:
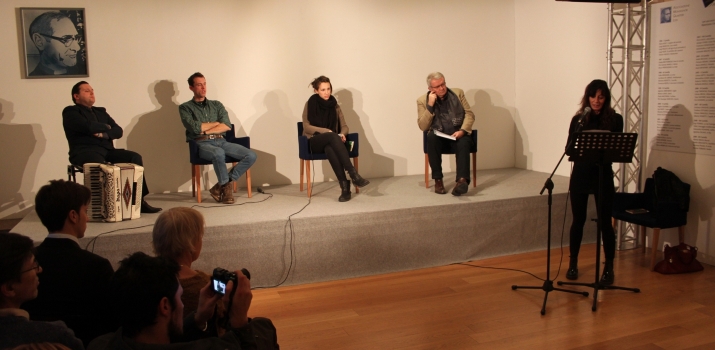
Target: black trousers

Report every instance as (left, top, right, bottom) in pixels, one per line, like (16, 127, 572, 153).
(70, 148, 150, 198)
(569, 190, 616, 261)
(309, 133, 354, 182)
(426, 131, 472, 183)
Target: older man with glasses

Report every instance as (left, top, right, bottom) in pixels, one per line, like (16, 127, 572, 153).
(417, 72, 475, 196)
(28, 11, 86, 76)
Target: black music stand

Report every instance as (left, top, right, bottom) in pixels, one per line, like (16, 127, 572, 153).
(511, 128, 590, 315)
(557, 131, 641, 311)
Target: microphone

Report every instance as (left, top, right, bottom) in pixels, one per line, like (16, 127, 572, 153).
(577, 107, 592, 127)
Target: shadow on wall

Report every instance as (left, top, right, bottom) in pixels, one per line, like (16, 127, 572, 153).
(125, 80, 188, 193)
(646, 104, 714, 245)
(0, 98, 46, 218)
(512, 107, 532, 169)
(466, 89, 515, 170)
(245, 91, 291, 187)
(334, 89, 406, 181)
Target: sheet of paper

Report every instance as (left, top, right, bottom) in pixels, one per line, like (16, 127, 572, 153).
(433, 130, 456, 140)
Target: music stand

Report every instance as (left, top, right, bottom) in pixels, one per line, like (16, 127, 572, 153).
(557, 131, 641, 311)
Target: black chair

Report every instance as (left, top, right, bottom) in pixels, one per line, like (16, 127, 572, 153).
(297, 122, 359, 197)
(612, 177, 690, 270)
(423, 130, 478, 189)
(188, 124, 252, 203)
(67, 164, 83, 183)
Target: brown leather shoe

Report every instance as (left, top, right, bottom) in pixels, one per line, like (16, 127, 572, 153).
(434, 179, 447, 194)
(452, 178, 468, 196)
(221, 182, 234, 204)
(209, 183, 223, 202)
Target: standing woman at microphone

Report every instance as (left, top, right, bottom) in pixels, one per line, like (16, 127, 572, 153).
(565, 79, 624, 285)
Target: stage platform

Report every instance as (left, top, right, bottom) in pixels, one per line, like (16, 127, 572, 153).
(13, 168, 595, 288)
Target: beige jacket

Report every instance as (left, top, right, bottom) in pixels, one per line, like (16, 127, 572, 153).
(416, 87, 474, 134)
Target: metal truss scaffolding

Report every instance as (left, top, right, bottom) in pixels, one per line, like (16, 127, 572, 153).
(607, 0, 650, 250)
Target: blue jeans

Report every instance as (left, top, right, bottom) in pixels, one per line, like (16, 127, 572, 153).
(196, 138, 257, 185)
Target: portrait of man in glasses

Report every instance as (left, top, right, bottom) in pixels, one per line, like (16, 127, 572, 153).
(23, 9, 87, 78)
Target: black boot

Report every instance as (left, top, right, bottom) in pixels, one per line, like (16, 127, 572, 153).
(600, 260, 615, 286)
(566, 256, 578, 280)
(140, 200, 162, 214)
(348, 171, 370, 188)
(338, 180, 351, 202)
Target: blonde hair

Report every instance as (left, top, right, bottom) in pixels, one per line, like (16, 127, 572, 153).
(426, 72, 445, 86)
(151, 207, 205, 261)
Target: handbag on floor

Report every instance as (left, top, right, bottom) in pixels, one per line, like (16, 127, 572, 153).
(654, 243, 704, 274)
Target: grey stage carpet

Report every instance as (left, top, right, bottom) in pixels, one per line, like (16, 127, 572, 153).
(13, 168, 596, 287)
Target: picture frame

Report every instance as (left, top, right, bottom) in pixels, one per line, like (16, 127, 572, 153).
(20, 8, 88, 78)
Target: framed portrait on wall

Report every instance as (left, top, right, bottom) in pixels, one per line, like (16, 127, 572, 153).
(20, 8, 88, 78)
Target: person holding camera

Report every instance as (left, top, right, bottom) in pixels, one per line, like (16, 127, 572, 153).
(151, 207, 226, 335)
(87, 252, 278, 349)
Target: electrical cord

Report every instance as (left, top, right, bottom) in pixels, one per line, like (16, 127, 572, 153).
(85, 190, 273, 253)
(455, 165, 573, 283)
(190, 190, 273, 209)
(255, 143, 317, 289)
(85, 224, 155, 253)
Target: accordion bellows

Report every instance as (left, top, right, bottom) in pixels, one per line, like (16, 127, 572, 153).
(83, 163, 144, 222)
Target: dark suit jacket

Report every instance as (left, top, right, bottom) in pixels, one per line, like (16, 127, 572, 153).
(22, 237, 115, 347)
(62, 104, 123, 161)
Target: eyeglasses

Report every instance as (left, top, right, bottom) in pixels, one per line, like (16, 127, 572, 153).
(38, 33, 81, 47)
(430, 82, 446, 90)
(21, 261, 41, 274)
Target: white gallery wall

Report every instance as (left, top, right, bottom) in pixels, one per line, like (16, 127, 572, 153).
(1, 0, 605, 220)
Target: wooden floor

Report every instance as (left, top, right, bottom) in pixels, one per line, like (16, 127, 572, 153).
(250, 244, 715, 349)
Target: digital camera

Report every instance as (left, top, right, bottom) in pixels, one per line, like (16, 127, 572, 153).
(211, 267, 250, 295)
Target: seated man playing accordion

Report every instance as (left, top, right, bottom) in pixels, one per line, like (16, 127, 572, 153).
(62, 80, 161, 214)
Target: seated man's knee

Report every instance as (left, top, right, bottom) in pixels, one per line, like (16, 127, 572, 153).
(456, 137, 471, 150)
(131, 152, 143, 165)
(245, 150, 257, 165)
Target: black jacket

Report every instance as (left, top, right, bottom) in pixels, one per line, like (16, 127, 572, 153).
(63, 104, 123, 160)
(22, 237, 115, 347)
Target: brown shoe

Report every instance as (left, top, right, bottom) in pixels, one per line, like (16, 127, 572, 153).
(434, 179, 447, 194)
(452, 178, 469, 196)
(221, 182, 234, 204)
(209, 183, 223, 202)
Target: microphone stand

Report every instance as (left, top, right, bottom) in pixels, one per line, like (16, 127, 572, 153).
(512, 121, 589, 315)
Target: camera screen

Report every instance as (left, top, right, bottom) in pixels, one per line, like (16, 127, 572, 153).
(212, 278, 227, 295)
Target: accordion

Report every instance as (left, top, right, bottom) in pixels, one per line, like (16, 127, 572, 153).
(83, 163, 144, 222)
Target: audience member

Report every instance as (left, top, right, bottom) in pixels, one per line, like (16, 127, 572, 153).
(151, 207, 226, 335)
(88, 252, 278, 349)
(0, 232, 84, 350)
(22, 180, 115, 346)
